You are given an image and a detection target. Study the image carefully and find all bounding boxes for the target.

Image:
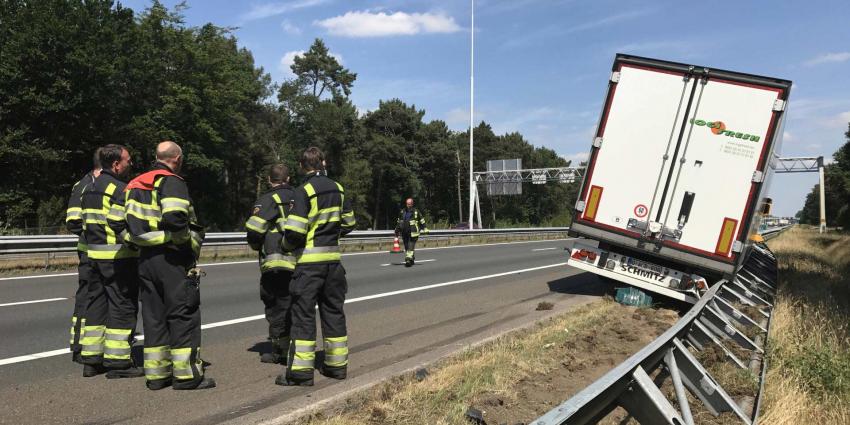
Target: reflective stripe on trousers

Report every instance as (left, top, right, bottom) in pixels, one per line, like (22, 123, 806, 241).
(171, 347, 203, 380)
(261, 253, 296, 272)
(324, 336, 348, 367)
(291, 340, 316, 371)
(144, 345, 172, 380)
(103, 328, 133, 360)
(80, 325, 106, 356)
(293, 245, 341, 263)
(69, 316, 86, 346)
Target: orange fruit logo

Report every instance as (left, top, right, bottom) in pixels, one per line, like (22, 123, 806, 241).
(711, 121, 726, 135)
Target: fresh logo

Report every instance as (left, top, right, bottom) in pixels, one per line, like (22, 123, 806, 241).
(690, 119, 761, 142)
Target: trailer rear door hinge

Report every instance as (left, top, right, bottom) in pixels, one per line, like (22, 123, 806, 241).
(610, 71, 620, 83)
(773, 99, 786, 112)
(576, 200, 586, 212)
(732, 241, 743, 253)
(752, 170, 764, 183)
(593, 137, 603, 148)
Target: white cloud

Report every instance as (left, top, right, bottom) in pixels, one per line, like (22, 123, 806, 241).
(315, 10, 461, 37)
(804, 52, 850, 67)
(561, 151, 589, 164)
(445, 107, 484, 129)
(279, 50, 344, 78)
(240, 0, 329, 23)
(504, 9, 651, 48)
(825, 110, 850, 128)
(783, 131, 793, 141)
(281, 19, 302, 35)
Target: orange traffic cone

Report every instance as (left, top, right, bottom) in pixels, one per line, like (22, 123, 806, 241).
(391, 237, 402, 253)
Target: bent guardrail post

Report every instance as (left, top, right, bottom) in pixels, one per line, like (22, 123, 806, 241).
(533, 240, 779, 425)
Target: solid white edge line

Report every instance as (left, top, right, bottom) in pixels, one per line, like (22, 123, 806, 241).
(0, 238, 573, 282)
(0, 297, 67, 307)
(532, 247, 558, 251)
(0, 262, 568, 367)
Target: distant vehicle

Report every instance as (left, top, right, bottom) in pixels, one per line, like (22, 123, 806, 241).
(567, 54, 791, 304)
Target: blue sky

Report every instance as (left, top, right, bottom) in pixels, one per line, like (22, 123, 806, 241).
(121, 0, 850, 217)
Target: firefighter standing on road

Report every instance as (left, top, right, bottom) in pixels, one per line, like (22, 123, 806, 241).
(66, 149, 101, 363)
(395, 198, 428, 267)
(277, 147, 356, 386)
(246, 164, 297, 365)
(125, 141, 213, 390)
(79, 144, 144, 378)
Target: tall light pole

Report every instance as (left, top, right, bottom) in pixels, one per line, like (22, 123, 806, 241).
(468, 0, 475, 229)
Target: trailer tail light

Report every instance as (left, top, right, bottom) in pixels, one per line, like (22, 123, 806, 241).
(714, 217, 738, 256)
(570, 249, 597, 263)
(583, 186, 603, 221)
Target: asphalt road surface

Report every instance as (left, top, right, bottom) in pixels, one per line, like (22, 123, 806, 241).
(0, 238, 605, 424)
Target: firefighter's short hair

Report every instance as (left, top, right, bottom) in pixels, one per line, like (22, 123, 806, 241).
(99, 144, 126, 170)
(269, 163, 289, 184)
(300, 147, 325, 172)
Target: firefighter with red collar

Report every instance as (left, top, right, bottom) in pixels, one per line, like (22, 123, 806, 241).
(124, 141, 213, 390)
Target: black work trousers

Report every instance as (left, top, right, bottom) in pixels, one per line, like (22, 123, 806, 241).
(70, 251, 92, 354)
(286, 263, 348, 381)
(260, 270, 293, 339)
(402, 232, 418, 259)
(139, 247, 204, 385)
(81, 258, 139, 369)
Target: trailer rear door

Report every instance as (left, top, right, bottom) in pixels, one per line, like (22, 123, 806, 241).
(574, 55, 788, 270)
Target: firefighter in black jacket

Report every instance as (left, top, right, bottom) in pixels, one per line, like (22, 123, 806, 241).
(125, 141, 213, 390)
(395, 198, 428, 267)
(246, 164, 297, 364)
(277, 147, 356, 386)
(79, 144, 143, 378)
(65, 149, 101, 363)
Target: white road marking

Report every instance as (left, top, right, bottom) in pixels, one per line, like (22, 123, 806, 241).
(0, 262, 568, 366)
(532, 247, 558, 252)
(0, 238, 574, 282)
(0, 297, 67, 307)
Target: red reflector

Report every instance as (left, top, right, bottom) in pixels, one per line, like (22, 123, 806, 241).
(587, 252, 597, 261)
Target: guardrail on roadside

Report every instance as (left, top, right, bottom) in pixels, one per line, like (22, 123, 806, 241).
(0, 227, 570, 255)
(532, 234, 784, 424)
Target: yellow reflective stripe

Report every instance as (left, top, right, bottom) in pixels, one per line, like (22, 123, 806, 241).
(284, 216, 309, 234)
(106, 204, 125, 221)
(161, 197, 190, 214)
(296, 252, 342, 263)
(80, 325, 105, 356)
(125, 199, 160, 220)
(324, 336, 348, 367)
(66, 207, 82, 222)
(291, 340, 316, 371)
(76, 241, 88, 252)
(129, 230, 170, 246)
(82, 209, 107, 224)
(144, 345, 172, 380)
(246, 216, 268, 233)
(104, 328, 132, 360)
(171, 347, 202, 380)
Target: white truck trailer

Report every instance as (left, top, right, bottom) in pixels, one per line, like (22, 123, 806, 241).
(567, 54, 791, 303)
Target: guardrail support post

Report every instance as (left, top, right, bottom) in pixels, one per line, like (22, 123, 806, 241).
(618, 366, 685, 424)
(665, 348, 695, 425)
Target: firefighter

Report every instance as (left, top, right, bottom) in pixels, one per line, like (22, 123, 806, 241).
(125, 141, 214, 390)
(395, 198, 428, 267)
(276, 147, 356, 386)
(246, 164, 296, 364)
(79, 144, 143, 378)
(65, 149, 101, 363)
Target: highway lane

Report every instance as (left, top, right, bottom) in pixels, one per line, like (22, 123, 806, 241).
(0, 238, 604, 424)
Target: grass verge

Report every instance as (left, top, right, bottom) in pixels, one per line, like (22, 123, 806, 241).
(298, 298, 679, 425)
(760, 227, 850, 425)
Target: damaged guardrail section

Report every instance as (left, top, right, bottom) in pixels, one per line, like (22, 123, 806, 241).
(534, 242, 778, 425)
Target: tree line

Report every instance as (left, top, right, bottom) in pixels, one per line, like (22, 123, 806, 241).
(0, 0, 579, 234)
(797, 125, 850, 229)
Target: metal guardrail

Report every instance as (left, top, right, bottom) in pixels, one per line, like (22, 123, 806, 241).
(0, 227, 570, 255)
(533, 230, 785, 424)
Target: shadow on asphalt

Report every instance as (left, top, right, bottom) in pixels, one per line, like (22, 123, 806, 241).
(547, 272, 616, 297)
